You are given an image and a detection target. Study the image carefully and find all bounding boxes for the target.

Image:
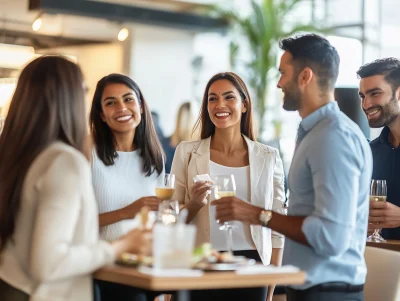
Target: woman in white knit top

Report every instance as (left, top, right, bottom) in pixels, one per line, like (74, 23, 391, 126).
(0, 56, 149, 301)
(89, 74, 165, 300)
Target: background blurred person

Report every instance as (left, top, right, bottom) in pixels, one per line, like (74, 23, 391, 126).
(151, 111, 165, 139)
(89, 73, 165, 301)
(0, 56, 149, 301)
(161, 101, 198, 173)
(358, 58, 400, 240)
(171, 72, 286, 301)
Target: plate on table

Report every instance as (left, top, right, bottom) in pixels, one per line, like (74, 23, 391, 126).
(116, 253, 153, 267)
(193, 256, 256, 271)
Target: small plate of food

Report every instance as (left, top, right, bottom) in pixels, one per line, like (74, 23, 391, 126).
(116, 253, 153, 267)
(192, 244, 256, 271)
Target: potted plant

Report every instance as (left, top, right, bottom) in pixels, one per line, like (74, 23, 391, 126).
(210, 0, 328, 139)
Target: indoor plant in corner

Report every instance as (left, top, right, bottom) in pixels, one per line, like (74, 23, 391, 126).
(210, 0, 328, 141)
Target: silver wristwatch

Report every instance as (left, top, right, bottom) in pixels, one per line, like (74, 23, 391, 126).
(259, 210, 272, 227)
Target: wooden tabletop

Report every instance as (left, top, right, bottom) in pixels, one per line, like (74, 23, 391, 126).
(367, 240, 400, 252)
(94, 265, 306, 291)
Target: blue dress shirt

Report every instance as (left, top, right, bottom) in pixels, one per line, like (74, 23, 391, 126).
(283, 101, 373, 289)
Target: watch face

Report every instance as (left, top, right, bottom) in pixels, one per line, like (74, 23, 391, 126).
(260, 211, 272, 225)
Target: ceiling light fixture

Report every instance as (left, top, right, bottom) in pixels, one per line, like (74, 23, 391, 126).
(32, 13, 43, 32)
(117, 27, 129, 42)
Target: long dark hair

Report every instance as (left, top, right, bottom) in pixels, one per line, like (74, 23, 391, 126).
(194, 72, 256, 140)
(89, 74, 163, 177)
(0, 56, 88, 251)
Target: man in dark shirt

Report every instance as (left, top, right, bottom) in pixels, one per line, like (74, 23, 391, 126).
(357, 58, 400, 240)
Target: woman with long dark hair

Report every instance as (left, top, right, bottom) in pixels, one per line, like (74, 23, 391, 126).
(171, 72, 286, 301)
(0, 56, 148, 301)
(89, 74, 165, 300)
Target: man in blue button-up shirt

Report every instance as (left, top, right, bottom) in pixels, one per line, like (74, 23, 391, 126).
(213, 34, 372, 301)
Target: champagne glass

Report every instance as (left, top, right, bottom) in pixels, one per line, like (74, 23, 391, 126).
(156, 174, 176, 224)
(367, 179, 387, 243)
(212, 175, 236, 255)
(157, 200, 179, 225)
(155, 174, 175, 201)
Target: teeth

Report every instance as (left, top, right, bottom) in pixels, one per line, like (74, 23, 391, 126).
(116, 116, 132, 121)
(368, 109, 380, 116)
(216, 113, 230, 117)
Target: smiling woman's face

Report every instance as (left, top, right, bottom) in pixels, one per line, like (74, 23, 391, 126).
(100, 83, 142, 134)
(207, 79, 246, 130)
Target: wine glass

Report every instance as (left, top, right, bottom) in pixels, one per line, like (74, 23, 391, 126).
(157, 200, 179, 225)
(367, 179, 387, 243)
(155, 174, 175, 201)
(156, 174, 177, 225)
(212, 174, 236, 255)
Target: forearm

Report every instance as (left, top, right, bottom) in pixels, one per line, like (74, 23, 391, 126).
(185, 202, 202, 223)
(267, 212, 309, 247)
(99, 208, 129, 228)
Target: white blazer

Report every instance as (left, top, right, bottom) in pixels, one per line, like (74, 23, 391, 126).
(171, 135, 286, 264)
(0, 142, 115, 301)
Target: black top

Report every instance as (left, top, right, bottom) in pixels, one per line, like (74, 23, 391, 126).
(370, 126, 400, 239)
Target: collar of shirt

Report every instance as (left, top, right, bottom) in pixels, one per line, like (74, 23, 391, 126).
(378, 126, 393, 147)
(297, 101, 339, 143)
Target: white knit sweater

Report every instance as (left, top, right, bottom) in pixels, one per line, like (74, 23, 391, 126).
(92, 150, 164, 242)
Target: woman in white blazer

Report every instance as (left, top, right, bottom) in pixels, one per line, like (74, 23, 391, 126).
(171, 72, 286, 301)
(0, 56, 148, 301)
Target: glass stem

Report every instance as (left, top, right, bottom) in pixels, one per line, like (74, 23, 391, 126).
(227, 224, 233, 255)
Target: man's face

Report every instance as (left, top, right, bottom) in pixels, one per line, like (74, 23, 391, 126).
(277, 51, 302, 111)
(359, 75, 400, 128)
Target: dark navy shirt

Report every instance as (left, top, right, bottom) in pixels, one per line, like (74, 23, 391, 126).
(370, 126, 400, 239)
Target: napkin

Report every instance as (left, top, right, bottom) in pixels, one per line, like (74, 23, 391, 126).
(193, 174, 213, 183)
(138, 266, 204, 277)
(236, 264, 300, 275)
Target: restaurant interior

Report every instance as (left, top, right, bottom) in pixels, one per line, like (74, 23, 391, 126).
(0, 0, 400, 301)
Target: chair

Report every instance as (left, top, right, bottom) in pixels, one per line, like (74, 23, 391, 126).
(364, 246, 400, 301)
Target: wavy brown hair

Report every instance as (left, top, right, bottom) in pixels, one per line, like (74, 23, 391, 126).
(0, 56, 88, 251)
(194, 72, 256, 140)
(89, 74, 163, 176)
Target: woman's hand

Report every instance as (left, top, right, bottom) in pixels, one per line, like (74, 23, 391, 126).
(189, 181, 212, 208)
(112, 228, 152, 256)
(122, 197, 161, 220)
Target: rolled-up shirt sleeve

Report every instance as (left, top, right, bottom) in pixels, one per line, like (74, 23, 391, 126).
(302, 129, 363, 257)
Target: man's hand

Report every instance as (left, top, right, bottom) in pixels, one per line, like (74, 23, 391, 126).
(368, 201, 400, 230)
(212, 196, 263, 225)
